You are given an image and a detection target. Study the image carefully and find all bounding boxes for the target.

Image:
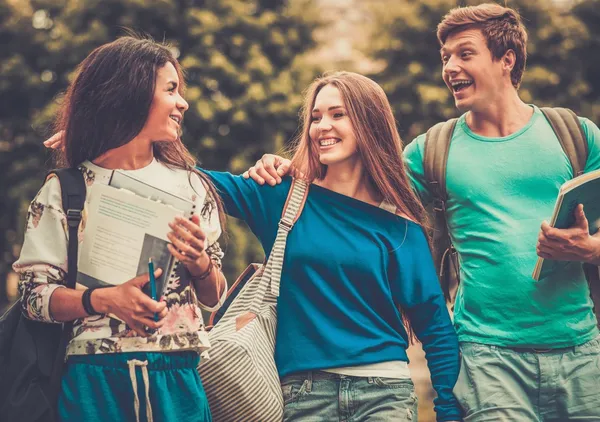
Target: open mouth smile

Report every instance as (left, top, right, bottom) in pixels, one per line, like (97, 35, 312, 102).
(450, 80, 474, 93)
(319, 138, 341, 148)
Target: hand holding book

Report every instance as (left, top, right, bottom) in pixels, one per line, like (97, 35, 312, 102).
(537, 203, 598, 257)
(533, 168, 600, 280)
(167, 214, 213, 278)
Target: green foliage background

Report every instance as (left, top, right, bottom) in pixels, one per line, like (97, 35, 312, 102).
(2, 0, 598, 308)
(1, 1, 598, 420)
(0, 0, 321, 301)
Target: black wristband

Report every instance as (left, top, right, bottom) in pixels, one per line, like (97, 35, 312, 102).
(82, 287, 101, 316)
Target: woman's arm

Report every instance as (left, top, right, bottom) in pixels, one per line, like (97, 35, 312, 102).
(14, 176, 167, 336)
(167, 215, 227, 310)
(198, 168, 288, 236)
(14, 176, 82, 324)
(391, 225, 461, 422)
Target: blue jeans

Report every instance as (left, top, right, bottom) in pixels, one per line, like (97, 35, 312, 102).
(454, 335, 600, 421)
(281, 370, 418, 422)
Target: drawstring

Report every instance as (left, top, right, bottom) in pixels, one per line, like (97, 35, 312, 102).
(127, 359, 153, 422)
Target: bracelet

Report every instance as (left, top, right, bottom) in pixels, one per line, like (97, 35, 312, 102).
(82, 287, 101, 316)
(193, 258, 214, 282)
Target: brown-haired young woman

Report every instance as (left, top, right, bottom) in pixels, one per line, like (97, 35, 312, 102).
(15, 36, 226, 421)
(207, 71, 461, 421)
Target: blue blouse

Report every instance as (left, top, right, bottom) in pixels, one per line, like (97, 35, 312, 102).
(204, 171, 461, 421)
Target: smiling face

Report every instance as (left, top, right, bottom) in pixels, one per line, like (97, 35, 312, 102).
(138, 62, 189, 143)
(441, 28, 512, 112)
(308, 84, 359, 168)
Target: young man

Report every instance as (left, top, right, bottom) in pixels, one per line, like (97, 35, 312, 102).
(244, 4, 600, 421)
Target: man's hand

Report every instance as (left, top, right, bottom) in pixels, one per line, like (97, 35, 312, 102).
(537, 204, 600, 265)
(242, 154, 301, 185)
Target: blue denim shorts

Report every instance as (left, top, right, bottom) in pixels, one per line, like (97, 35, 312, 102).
(281, 370, 417, 421)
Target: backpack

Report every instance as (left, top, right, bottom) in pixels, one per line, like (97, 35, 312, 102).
(0, 168, 85, 422)
(422, 107, 600, 327)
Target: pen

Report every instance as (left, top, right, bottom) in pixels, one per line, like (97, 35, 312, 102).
(148, 258, 158, 322)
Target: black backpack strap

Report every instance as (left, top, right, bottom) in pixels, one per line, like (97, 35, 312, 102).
(51, 168, 86, 289)
(46, 168, 86, 407)
(423, 119, 459, 302)
(540, 107, 588, 177)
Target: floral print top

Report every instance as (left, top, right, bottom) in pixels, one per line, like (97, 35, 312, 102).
(13, 159, 226, 356)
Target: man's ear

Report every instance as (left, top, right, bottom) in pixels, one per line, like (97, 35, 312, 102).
(502, 49, 516, 75)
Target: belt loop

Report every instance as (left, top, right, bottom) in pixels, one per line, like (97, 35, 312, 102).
(306, 371, 313, 393)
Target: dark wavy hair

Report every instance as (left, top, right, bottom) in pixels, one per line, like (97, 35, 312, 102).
(54, 36, 225, 227)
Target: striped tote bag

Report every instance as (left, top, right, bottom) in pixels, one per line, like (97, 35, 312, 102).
(199, 178, 309, 422)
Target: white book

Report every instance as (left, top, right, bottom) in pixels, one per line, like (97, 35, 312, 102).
(77, 181, 195, 297)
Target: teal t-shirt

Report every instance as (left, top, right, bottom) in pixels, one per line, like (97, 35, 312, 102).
(404, 105, 600, 347)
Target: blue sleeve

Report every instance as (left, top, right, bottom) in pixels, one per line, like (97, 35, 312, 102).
(403, 135, 433, 206)
(391, 224, 461, 422)
(581, 117, 600, 173)
(199, 168, 291, 247)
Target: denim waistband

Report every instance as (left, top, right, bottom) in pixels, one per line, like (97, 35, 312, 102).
(281, 370, 405, 383)
(66, 351, 199, 370)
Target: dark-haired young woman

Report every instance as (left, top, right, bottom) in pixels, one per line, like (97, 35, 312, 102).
(13, 37, 226, 422)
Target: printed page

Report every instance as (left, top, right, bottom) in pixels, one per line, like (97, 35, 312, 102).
(109, 170, 195, 216)
(77, 183, 183, 290)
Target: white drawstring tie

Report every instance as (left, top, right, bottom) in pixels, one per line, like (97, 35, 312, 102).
(127, 359, 153, 422)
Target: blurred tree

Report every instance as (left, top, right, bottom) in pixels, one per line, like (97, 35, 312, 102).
(362, 0, 598, 142)
(572, 0, 600, 122)
(0, 0, 321, 307)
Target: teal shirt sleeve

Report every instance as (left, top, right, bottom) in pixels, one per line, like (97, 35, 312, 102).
(390, 224, 461, 421)
(581, 117, 600, 173)
(403, 135, 433, 206)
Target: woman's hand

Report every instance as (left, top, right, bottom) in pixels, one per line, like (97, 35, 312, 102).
(43, 131, 65, 150)
(167, 215, 211, 277)
(92, 269, 168, 337)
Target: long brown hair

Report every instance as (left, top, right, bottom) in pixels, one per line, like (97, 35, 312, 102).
(291, 71, 427, 226)
(54, 36, 225, 228)
(291, 71, 428, 341)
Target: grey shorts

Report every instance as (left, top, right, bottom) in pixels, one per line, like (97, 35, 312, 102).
(454, 335, 600, 421)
